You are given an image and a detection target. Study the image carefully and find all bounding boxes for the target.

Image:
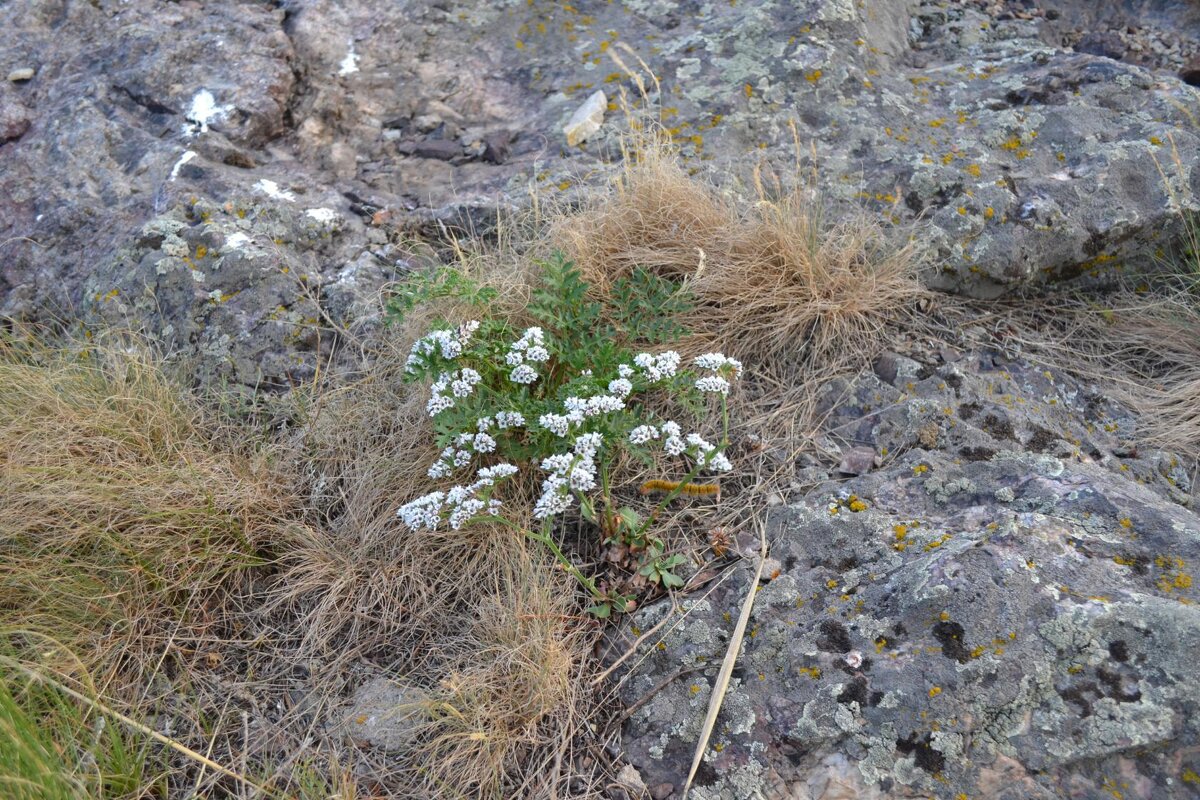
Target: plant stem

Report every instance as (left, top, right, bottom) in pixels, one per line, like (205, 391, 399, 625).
(486, 515, 604, 599)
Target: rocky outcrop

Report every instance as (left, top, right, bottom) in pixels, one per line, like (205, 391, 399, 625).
(615, 349, 1199, 799)
(3, 1, 1200, 386)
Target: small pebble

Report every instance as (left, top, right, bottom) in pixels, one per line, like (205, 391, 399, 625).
(7, 67, 34, 82)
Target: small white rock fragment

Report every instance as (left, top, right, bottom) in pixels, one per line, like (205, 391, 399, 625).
(255, 179, 296, 202)
(169, 151, 196, 181)
(563, 89, 607, 146)
(7, 67, 34, 82)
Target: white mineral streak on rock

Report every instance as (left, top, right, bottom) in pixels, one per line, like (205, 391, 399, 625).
(225, 232, 251, 249)
(254, 179, 296, 202)
(339, 40, 359, 75)
(183, 89, 233, 136)
(169, 151, 196, 181)
(305, 207, 338, 223)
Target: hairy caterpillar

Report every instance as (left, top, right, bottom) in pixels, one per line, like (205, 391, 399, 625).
(639, 479, 721, 498)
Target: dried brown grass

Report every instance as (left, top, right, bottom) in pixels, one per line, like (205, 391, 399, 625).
(0, 335, 292, 696)
(554, 139, 927, 368)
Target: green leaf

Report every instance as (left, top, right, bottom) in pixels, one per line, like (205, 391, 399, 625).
(661, 571, 686, 589)
(587, 603, 612, 619)
(579, 494, 597, 524)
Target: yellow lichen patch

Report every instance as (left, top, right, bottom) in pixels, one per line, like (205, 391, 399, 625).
(847, 496, 868, 512)
(928, 118, 946, 128)
(965, 163, 981, 177)
(1150, 136, 1163, 146)
(928, 686, 942, 698)
(924, 533, 952, 552)
(983, 207, 995, 219)
(913, 464, 929, 475)
(798, 666, 821, 679)
(1119, 518, 1133, 529)
(805, 70, 822, 83)
(875, 637, 888, 654)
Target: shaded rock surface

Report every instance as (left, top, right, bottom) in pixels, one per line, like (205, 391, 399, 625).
(3, 1, 1200, 389)
(616, 349, 1199, 799)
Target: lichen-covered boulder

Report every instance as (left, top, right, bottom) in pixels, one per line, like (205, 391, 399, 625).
(3, 0, 1200, 382)
(616, 350, 1200, 799)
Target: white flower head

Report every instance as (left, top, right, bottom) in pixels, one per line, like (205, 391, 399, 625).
(563, 397, 587, 423)
(584, 394, 624, 416)
(635, 351, 682, 382)
(397, 491, 446, 531)
(496, 411, 525, 429)
(510, 364, 538, 384)
(695, 375, 731, 395)
(608, 378, 633, 398)
(538, 413, 571, 437)
(706, 452, 733, 473)
(628, 425, 660, 445)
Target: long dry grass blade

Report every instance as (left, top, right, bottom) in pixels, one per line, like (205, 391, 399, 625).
(682, 518, 767, 798)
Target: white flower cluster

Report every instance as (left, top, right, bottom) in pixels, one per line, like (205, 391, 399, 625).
(406, 321, 480, 373)
(397, 463, 518, 531)
(538, 394, 626, 437)
(628, 424, 660, 445)
(506, 327, 549, 384)
(533, 433, 602, 518)
(656, 421, 731, 472)
(693, 352, 743, 396)
(426, 417, 504, 478)
(693, 352, 743, 375)
(427, 445, 473, 479)
(426, 368, 482, 416)
(495, 411, 525, 429)
(631, 351, 681, 383)
(607, 377, 633, 398)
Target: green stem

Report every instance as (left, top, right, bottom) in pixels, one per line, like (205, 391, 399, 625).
(486, 515, 604, 599)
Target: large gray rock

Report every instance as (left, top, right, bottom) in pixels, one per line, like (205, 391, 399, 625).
(4, 0, 1200, 386)
(615, 349, 1200, 798)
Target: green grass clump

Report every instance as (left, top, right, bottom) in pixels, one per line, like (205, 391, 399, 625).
(0, 647, 164, 800)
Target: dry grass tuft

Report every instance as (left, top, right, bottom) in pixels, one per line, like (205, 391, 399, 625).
(1075, 291, 1200, 460)
(554, 138, 926, 368)
(0, 335, 291, 695)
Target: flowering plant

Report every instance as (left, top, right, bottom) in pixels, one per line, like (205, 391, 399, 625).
(390, 254, 740, 616)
